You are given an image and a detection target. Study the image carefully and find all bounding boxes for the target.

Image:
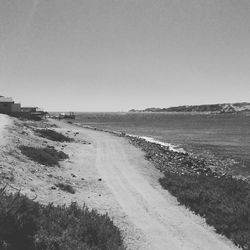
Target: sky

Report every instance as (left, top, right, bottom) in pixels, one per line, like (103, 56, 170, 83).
(0, 0, 250, 111)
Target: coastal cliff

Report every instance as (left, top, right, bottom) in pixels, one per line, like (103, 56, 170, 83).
(130, 102, 250, 113)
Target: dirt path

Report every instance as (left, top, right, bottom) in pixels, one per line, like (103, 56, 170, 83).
(52, 120, 238, 250)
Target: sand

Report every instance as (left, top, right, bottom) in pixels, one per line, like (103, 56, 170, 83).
(0, 114, 10, 146)
(0, 115, 240, 250)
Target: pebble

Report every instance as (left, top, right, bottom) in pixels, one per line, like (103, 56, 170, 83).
(128, 136, 227, 177)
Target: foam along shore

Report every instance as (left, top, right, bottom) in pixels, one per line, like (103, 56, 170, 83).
(128, 134, 186, 153)
(71, 121, 250, 248)
(73, 122, 186, 153)
(72, 123, 235, 177)
(54, 119, 238, 250)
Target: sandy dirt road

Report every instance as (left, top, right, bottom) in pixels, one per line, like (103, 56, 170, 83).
(52, 120, 238, 250)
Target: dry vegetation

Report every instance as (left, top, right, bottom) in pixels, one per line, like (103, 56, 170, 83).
(19, 146, 69, 166)
(35, 129, 73, 142)
(0, 118, 125, 250)
(55, 183, 76, 194)
(159, 173, 250, 249)
(0, 187, 124, 250)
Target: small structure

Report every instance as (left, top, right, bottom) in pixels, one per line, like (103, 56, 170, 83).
(11, 103, 21, 113)
(0, 96, 14, 114)
(21, 107, 38, 113)
(58, 112, 75, 120)
(0, 96, 21, 114)
(21, 107, 47, 120)
(0, 95, 47, 120)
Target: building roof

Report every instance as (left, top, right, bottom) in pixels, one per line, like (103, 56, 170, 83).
(21, 107, 38, 109)
(0, 97, 14, 103)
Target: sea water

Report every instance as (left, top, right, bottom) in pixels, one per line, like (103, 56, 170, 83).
(75, 112, 250, 176)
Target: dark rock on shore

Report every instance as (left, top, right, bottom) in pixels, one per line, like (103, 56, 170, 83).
(127, 136, 230, 177)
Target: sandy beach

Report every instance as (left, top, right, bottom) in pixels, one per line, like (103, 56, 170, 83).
(0, 114, 239, 250)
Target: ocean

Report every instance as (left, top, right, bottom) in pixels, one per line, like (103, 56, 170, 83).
(75, 112, 250, 176)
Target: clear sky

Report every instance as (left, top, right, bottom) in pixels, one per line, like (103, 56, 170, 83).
(0, 0, 249, 111)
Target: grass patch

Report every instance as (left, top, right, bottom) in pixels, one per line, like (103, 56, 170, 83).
(20, 146, 69, 166)
(159, 173, 250, 249)
(0, 189, 124, 250)
(36, 129, 73, 142)
(56, 183, 75, 194)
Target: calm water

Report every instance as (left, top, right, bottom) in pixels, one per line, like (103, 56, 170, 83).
(75, 112, 250, 176)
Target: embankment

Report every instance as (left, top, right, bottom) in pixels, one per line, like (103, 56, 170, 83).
(0, 115, 124, 249)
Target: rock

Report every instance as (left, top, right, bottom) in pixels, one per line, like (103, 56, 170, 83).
(128, 136, 226, 177)
(51, 186, 57, 190)
(71, 173, 76, 178)
(98, 178, 102, 181)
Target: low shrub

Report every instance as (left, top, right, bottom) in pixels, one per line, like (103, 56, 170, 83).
(20, 146, 69, 166)
(56, 183, 75, 194)
(0, 189, 124, 250)
(159, 173, 250, 249)
(36, 129, 73, 142)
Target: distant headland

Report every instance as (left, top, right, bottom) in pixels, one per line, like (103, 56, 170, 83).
(129, 102, 250, 113)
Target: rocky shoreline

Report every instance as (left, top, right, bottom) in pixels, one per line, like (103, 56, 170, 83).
(70, 121, 238, 179)
(127, 136, 231, 177)
(59, 120, 250, 249)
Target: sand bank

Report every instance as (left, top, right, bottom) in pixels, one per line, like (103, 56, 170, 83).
(0, 114, 11, 146)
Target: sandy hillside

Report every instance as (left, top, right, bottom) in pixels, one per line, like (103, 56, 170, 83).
(0, 114, 10, 146)
(0, 115, 239, 250)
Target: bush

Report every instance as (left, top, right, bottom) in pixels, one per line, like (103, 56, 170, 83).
(56, 183, 75, 194)
(0, 192, 39, 250)
(20, 146, 69, 166)
(0, 189, 124, 250)
(159, 173, 250, 249)
(36, 129, 73, 142)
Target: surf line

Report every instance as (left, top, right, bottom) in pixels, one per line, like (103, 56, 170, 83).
(72, 123, 186, 153)
(127, 134, 186, 154)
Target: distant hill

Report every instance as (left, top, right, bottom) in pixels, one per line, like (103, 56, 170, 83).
(129, 102, 250, 113)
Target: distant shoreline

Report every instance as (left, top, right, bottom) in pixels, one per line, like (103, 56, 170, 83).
(129, 102, 250, 114)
